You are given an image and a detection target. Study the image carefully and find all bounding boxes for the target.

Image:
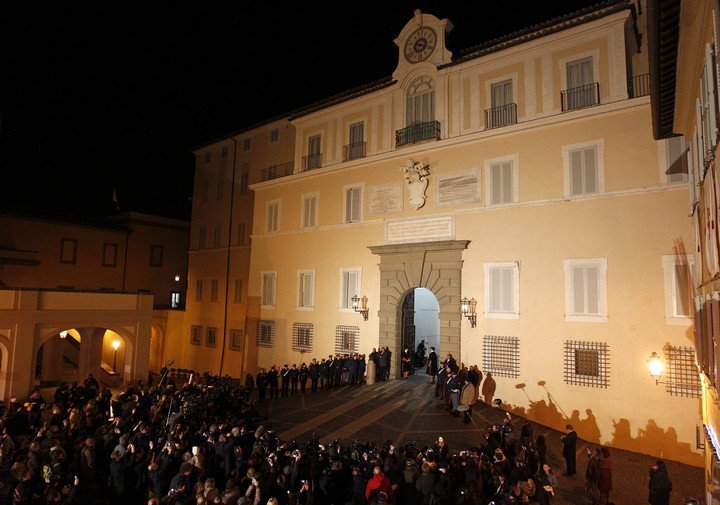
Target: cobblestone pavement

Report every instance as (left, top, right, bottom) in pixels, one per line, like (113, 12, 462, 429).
(253, 371, 705, 505)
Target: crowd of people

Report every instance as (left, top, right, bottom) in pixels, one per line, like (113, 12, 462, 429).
(0, 348, 675, 505)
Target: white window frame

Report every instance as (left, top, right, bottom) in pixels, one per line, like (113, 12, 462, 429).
(339, 268, 362, 310)
(266, 199, 281, 233)
(484, 154, 519, 206)
(210, 279, 219, 303)
(270, 128, 280, 143)
(233, 278, 244, 304)
(301, 192, 319, 229)
(658, 137, 689, 186)
(261, 271, 277, 308)
(562, 139, 605, 198)
(343, 184, 363, 224)
(297, 269, 316, 309)
(563, 258, 608, 322)
(483, 261, 520, 319)
(661, 255, 695, 325)
(195, 279, 204, 302)
(559, 50, 600, 94)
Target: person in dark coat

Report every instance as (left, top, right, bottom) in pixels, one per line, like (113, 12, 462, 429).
(289, 364, 299, 394)
(266, 366, 279, 399)
(309, 359, 320, 392)
(255, 369, 267, 402)
(427, 347, 438, 384)
(298, 363, 309, 393)
(560, 424, 578, 476)
(648, 459, 672, 505)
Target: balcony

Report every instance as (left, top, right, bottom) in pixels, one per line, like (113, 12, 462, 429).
(561, 82, 600, 111)
(302, 153, 322, 171)
(631, 73, 650, 98)
(395, 121, 441, 147)
(343, 141, 366, 161)
(485, 103, 518, 129)
(261, 161, 294, 181)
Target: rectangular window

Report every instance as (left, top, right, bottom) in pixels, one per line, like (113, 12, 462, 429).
(206, 327, 218, 347)
(240, 172, 249, 196)
(302, 193, 318, 228)
(213, 224, 222, 248)
(491, 80, 513, 109)
(344, 186, 362, 223)
(216, 174, 225, 200)
(665, 137, 689, 185)
(103, 243, 118, 267)
(266, 200, 280, 233)
(292, 323, 313, 352)
(195, 279, 204, 302)
(564, 340, 609, 387)
(243, 138, 252, 151)
(210, 279, 219, 302)
(297, 270, 315, 308)
(229, 329, 243, 350)
(662, 255, 695, 324)
(307, 134, 322, 169)
(484, 155, 518, 205)
(564, 57, 597, 110)
(563, 258, 608, 322)
(237, 221, 247, 246)
(270, 128, 280, 143)
(570, 146, 597, 195)
(257, 320, 275, 348)
(482, 335, 520, 378)
(340, 269, 361, 309)
(204, 152, 211, 163)
(221, 146, 229, 158)
(171, 291, 182, 309)
(262, 272, 276, 307)
(347, 122, 365, 160)
(198, 226, 207, 250)
(190, 325, 202, 345)
(60, 238, 78, 264)
(484, 262, 520, 318)
(150, 245, 163, 267)
(335, 325, 360, 354)
(233, 278, 244, 304)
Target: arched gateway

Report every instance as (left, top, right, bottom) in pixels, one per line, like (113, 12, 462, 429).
(368, 240, 469, 379)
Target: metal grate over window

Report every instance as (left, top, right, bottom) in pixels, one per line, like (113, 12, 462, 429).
(190, 325, 202, 346)
(229, 329, 243, 351)
(564, 340, 609, 387)
(482, 335, 520, 378)
(335, 325, 360, 354)
(292, 323, 313, 353)
(256, 320, 275, 348)
(206, 327, 218, 347)
(665, 345, 701, 397)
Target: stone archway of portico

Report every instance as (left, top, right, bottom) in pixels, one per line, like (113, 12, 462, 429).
(368, 240, 469, 379)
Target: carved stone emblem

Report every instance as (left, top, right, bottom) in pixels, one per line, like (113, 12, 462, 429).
(400, 159, 430, 210)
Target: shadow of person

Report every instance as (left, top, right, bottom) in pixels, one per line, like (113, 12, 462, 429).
(482, 372, 496, 404)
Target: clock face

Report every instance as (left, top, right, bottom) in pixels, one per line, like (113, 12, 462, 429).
(404, 27, 437, 63)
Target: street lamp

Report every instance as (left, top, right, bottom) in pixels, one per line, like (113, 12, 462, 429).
(112, 340, 121, 373)
(351, 294, 369, 320)
(461, 297, 477, 328)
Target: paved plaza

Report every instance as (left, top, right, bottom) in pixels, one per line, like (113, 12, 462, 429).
(253, 371, 705, 505)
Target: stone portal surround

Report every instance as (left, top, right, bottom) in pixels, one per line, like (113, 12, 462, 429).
(369, 240, 469, 379)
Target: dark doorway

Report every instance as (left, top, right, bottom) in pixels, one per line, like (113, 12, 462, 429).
(401, 290, 416, 377)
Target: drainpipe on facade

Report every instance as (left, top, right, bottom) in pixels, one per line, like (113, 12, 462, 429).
(218, 137, 237, 377)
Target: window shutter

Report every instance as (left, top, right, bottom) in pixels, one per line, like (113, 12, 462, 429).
(706, 43, 718, 148)
(570, 150, 584, 195)
(586, 266, 599, 314)
(572, 266, 586, 314)
(584, 148, 597, 193)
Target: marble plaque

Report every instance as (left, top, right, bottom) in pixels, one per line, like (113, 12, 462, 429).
(436, 169, 481, 206)
(385, 215, 455, 244)
(367, 182, 403, 215)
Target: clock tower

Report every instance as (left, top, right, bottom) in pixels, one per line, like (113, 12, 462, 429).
(393, 9, 453, 79)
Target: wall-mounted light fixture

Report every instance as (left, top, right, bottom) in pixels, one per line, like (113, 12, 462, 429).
(59, 330, 68, 339)
(461, 297, 477, 328)
(647, 351, 700, 387)
(352, 294, 369, 321)
(112, 340, 121, 373)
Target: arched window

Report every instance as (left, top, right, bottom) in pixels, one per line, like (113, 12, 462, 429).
(406, 77, 435, 125)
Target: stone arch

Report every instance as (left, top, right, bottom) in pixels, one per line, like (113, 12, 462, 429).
(369, 240, 469, 379)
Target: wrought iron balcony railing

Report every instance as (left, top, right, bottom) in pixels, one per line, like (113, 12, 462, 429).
(631, 73, 650, 98)
(561, 82, 600, 111)
(302, 153, 322, 171)
(395, 121, 441, 147)
(485, 103, 518, 129)
(261, 161, 294, 181)
(343, 141, 366, 161)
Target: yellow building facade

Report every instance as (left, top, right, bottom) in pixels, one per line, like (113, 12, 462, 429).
(190, 2, 702, 465)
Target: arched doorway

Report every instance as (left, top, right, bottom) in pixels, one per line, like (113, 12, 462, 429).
(369, 240, 469, 379)
(400, 288, 440, 377)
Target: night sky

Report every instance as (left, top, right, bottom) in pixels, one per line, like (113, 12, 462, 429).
(0, 1, 602, 221)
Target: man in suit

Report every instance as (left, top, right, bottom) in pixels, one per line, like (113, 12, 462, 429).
(561, 423, 578, 476)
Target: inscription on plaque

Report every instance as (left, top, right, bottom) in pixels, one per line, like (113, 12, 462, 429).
(367, 183, 403, 215)
(385, 215, 455, 244)
(436, 169, 481, 206)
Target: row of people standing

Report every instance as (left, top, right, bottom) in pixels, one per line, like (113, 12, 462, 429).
(253, 354, 368, 401)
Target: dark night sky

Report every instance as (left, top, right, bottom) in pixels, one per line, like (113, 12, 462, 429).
(0, 1, 602, 221)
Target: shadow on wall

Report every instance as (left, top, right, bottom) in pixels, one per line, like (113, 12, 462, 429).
(478, 377, 702, 466)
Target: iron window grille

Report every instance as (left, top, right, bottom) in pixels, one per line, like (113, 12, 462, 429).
(292, 323, 313, 353)
(229, 329, 243, 351)
(190, 325, 202, 346)
(482, 335, 520, 378)
(664, 345, 702, 397)
(256, 320, 275, 348)
(564, 340, 609, 388)
(335, 325, 360, 354)
(206, 327, 218, 347)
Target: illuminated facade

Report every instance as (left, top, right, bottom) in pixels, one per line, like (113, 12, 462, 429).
(189, 1, 702, 465)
